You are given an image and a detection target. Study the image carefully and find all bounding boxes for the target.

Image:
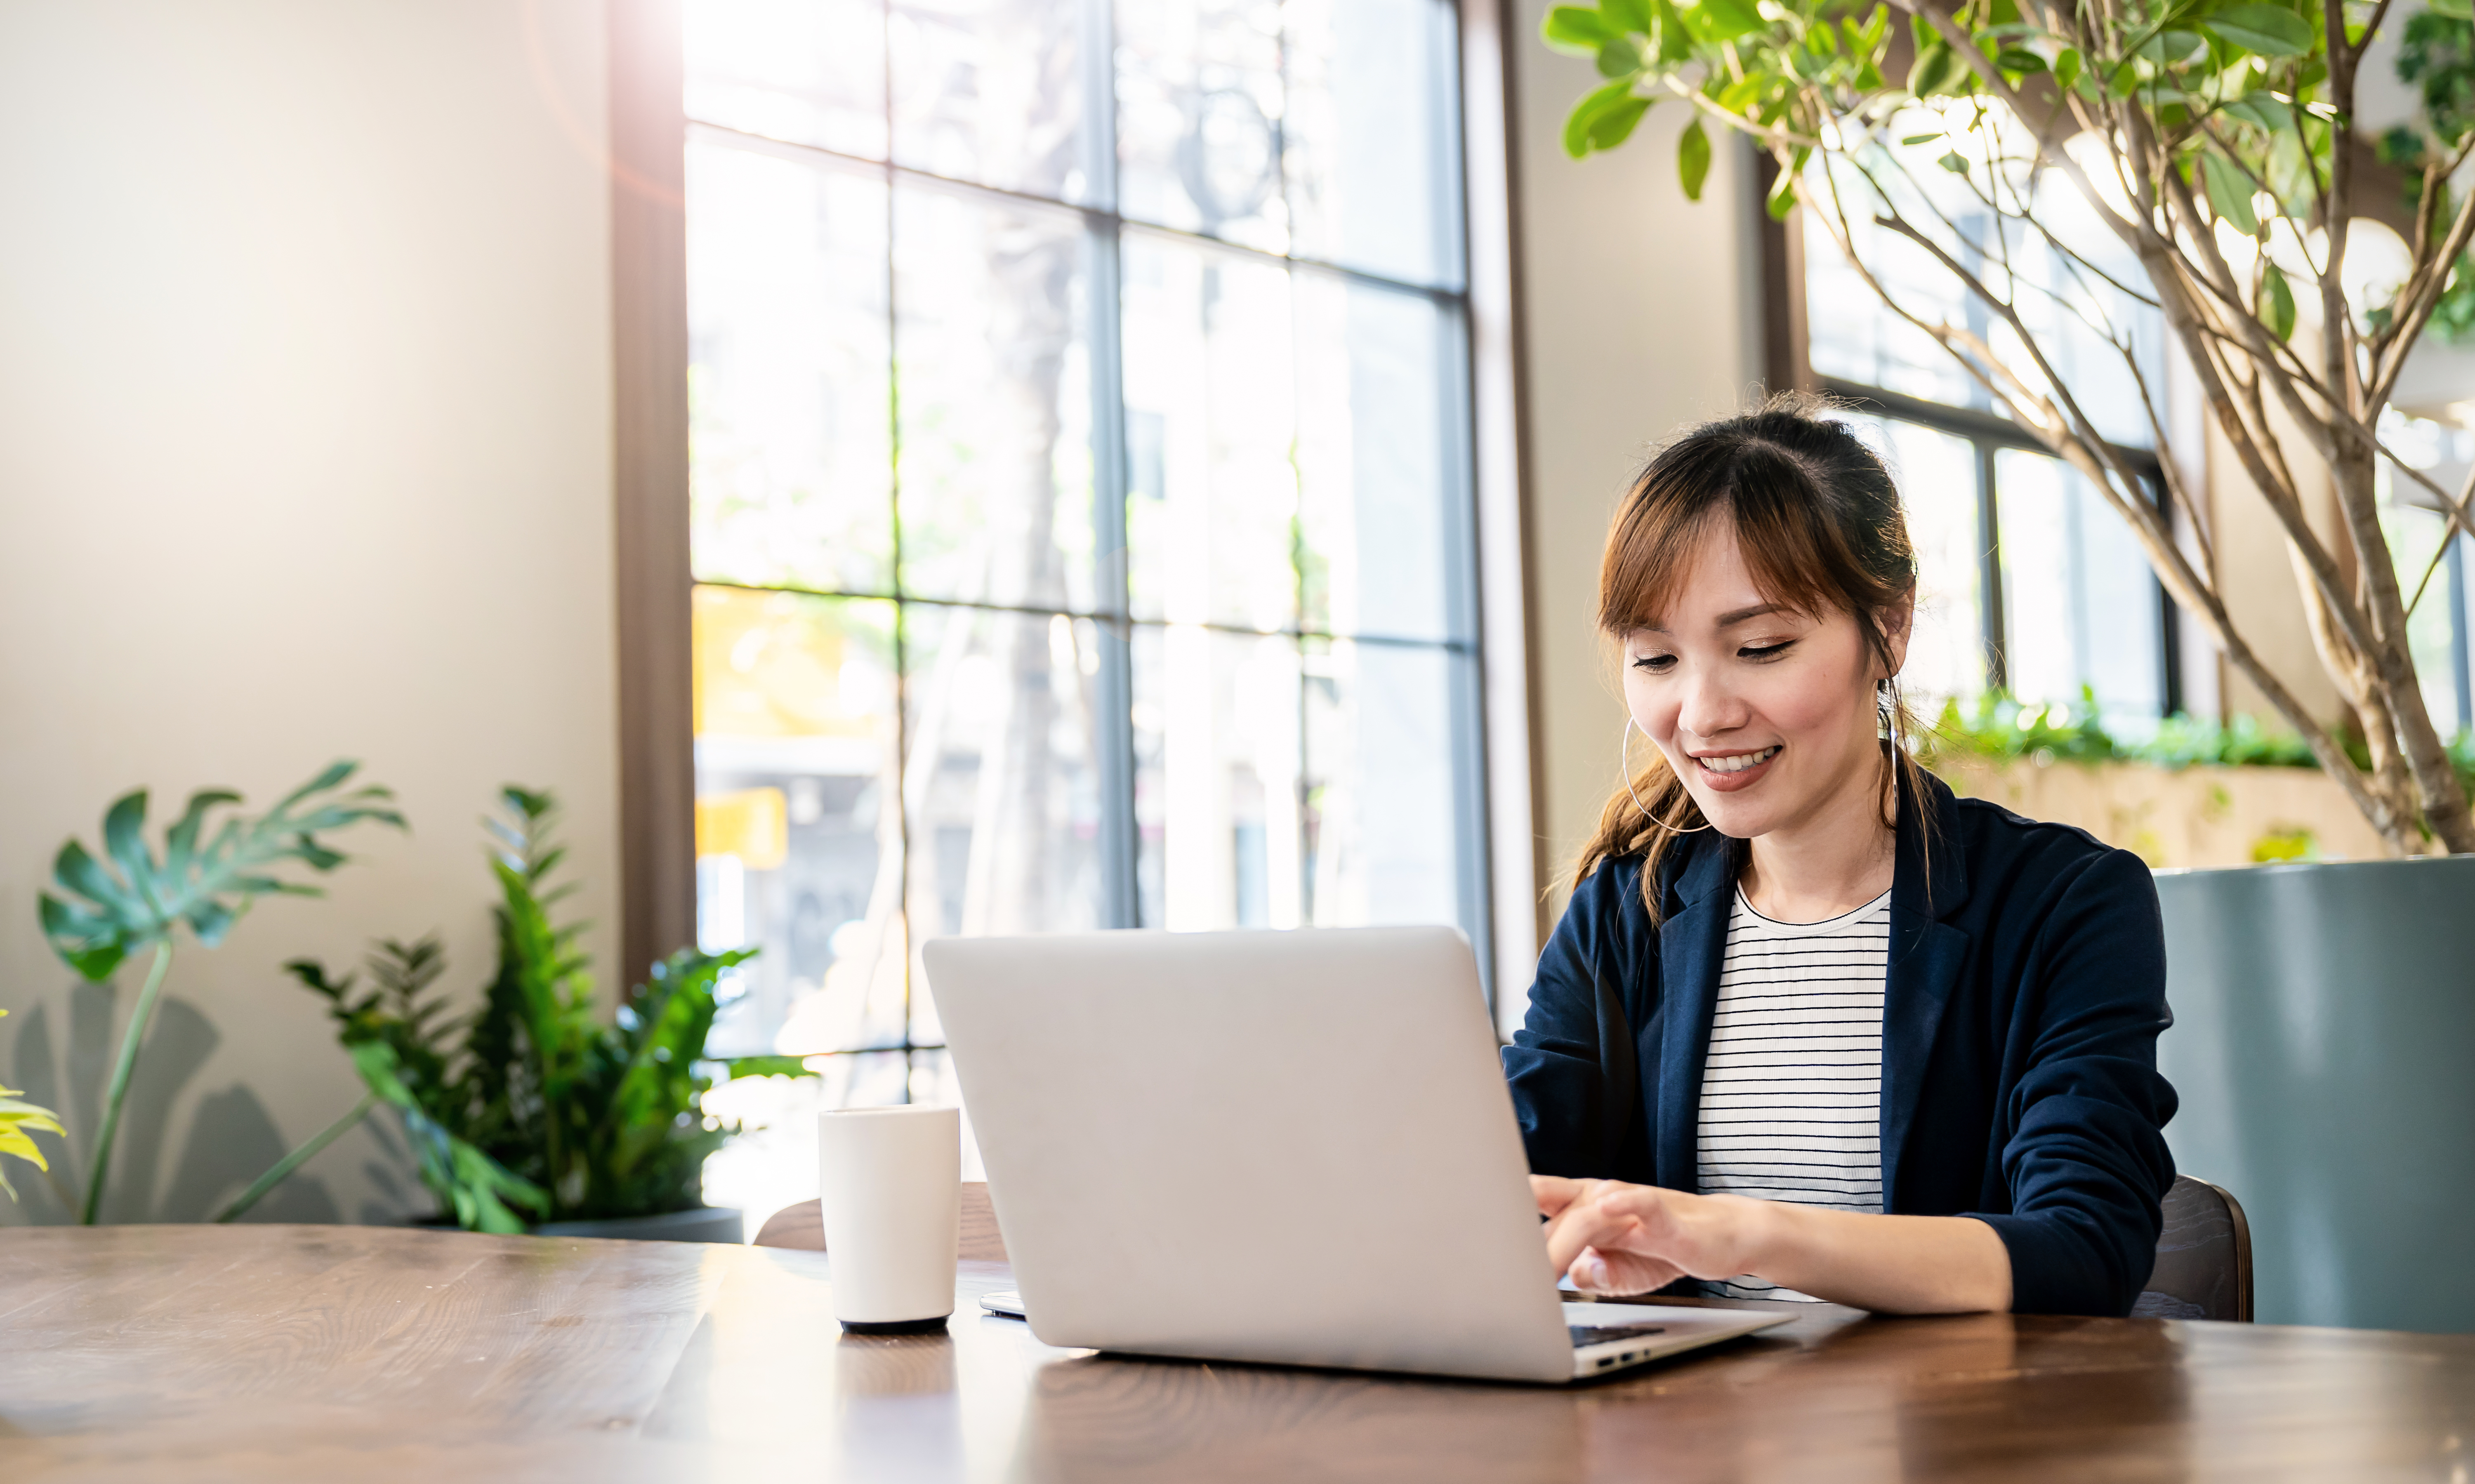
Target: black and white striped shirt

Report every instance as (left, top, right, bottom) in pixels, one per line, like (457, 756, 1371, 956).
(1695, 886, 1890, 1302)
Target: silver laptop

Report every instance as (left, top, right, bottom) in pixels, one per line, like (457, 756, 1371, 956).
(922, 926, 1791, 1384)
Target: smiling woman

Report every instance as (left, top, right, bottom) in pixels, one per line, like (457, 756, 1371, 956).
(1504, 395, 2179, 1318)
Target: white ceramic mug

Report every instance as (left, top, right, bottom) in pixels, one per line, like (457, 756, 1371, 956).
(816, 1106, 961, 1331)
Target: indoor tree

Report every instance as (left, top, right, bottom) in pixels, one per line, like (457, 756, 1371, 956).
(1547, 0, 2475, 853)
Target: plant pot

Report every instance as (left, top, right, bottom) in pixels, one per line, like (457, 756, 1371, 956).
(527, 1206, 745, 1244)
(2154, 857, 2475, 1333)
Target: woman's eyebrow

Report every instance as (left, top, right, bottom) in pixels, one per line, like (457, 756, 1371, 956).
(1635, 602, 1785, 635)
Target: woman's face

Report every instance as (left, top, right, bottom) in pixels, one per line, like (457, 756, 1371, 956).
(1620, 523, 1910, 842)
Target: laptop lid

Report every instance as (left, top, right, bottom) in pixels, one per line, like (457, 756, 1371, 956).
(923, 926, 1578, 1383)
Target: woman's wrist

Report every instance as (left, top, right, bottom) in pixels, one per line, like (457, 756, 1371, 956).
(1709, 1192, 1794, 1279)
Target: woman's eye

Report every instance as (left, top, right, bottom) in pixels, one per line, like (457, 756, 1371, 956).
(1740, 641, 1794, 661)
(1630, 654, 1675, 674)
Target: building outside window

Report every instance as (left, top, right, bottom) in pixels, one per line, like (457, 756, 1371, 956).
(677, 0, 1487, 1215)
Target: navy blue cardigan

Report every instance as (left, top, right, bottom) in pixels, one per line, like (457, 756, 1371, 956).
(1503, 770, 2178, 1317)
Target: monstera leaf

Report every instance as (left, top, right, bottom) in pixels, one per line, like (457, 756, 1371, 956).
(39, 761, 405, 981)
(35, 761, 404, 1224)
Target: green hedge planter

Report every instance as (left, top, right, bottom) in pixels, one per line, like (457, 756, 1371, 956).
(2154, 857, 2475, 1333)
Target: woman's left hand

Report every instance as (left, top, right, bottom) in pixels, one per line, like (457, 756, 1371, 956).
(1533, 1175, 1764, 1297)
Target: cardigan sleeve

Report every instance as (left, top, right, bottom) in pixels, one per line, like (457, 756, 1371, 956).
(1500, 860, 1656, 1184)
(1967, 847, 2181, 1316)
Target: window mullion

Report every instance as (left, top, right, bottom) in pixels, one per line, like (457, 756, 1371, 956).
(1091, 219, 1139, 931)
(882, 0, 916, 1089)
(1976, 439, 2007, 695)
(1089, 0, 1138, 931)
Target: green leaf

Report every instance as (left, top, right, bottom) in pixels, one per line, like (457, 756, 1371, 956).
(2136, 29, 2209, 64)
(1696, 0, 1767, 41)
(1563, 78, 1639, 158)
(183, 899, 236, 947)
(274, 759, 360, 813)
(2260, 262, 2297, 340)
(162, 789, 240, 878)
(101, 791, 152, 891)
(40, 764, 403, 980)
(1597, 36, 1642, 76)
(1590, 95, 1653, 149)
(2205, 3, 2316, 57)
(1649, 0, 1694, 60)
(1994, 46, 2046, 74)
(51, 839, 122, 916)
(2053, 47, 2082, 93)
(38, 893, 126, 982)
(1910, 38, 1966, 96)
(1679, 117, 1713, 200)
(2202, 150, 2261, 234)
(1900, 132, 1943, 145)
(2221, 90, 2294, 130)
(1544, 4, 1617, 51)
(1604, 0, 1653, 31)
(1938, 149, 1971, 173)
(2431, 0, 2473, 19)
(1716, 75, 1763, 113)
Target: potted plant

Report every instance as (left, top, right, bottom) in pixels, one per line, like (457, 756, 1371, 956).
(225, 787, 813, 1241)
(1535, 0, 2475, 1329)
(32, 763, 404, 1223)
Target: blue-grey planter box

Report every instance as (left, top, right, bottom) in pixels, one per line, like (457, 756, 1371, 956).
(530, 1206, 744, 1244)
(2154, 857, 2475, 1333)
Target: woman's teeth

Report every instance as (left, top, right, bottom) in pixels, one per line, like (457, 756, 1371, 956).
(1699, 746, 1781, 775)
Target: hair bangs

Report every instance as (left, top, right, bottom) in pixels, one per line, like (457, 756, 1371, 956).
(1596, 443, 1848, 638)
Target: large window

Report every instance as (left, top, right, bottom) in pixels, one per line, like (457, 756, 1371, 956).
(679, 0, 1486, 1206)
(1801, 146, 2178, 731)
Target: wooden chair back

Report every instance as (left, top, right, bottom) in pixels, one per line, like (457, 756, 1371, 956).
(752, 1182, 1008, 1263)
(2132, 1174, 2253, 1322)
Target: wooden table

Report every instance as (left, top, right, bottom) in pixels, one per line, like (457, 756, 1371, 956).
(2, 1225, 2469, 1482)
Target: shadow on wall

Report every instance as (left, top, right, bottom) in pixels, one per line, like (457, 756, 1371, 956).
(0, 980, 410, 1226)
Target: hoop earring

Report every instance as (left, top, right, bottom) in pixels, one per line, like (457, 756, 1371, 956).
(1622, 716, 1714, 834)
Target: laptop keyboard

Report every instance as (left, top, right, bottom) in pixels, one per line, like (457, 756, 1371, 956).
(1569, 1321, 1667, 1348)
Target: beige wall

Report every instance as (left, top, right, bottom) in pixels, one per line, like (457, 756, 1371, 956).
(0, 0, 618, 1225)
(1508, 0, 1764, 959)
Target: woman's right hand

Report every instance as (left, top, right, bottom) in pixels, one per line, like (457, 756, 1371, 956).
(1532, 1175, 1692, 1296)
(1533, 1175, 1776, 1296)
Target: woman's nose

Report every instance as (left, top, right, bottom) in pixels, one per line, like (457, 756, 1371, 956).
(1676, 666, 1747, 741)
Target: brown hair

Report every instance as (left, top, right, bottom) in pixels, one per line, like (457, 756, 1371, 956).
(1571, 393, 1929, 919)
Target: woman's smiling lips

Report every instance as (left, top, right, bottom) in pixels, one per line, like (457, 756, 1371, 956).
(1690, 744, 1782, 793)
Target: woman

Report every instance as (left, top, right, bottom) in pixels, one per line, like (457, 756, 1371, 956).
(1508, 397, 2177, 1317)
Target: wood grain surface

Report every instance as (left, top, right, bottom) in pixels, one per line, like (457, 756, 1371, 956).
(0, 1224, 2468, 1482)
